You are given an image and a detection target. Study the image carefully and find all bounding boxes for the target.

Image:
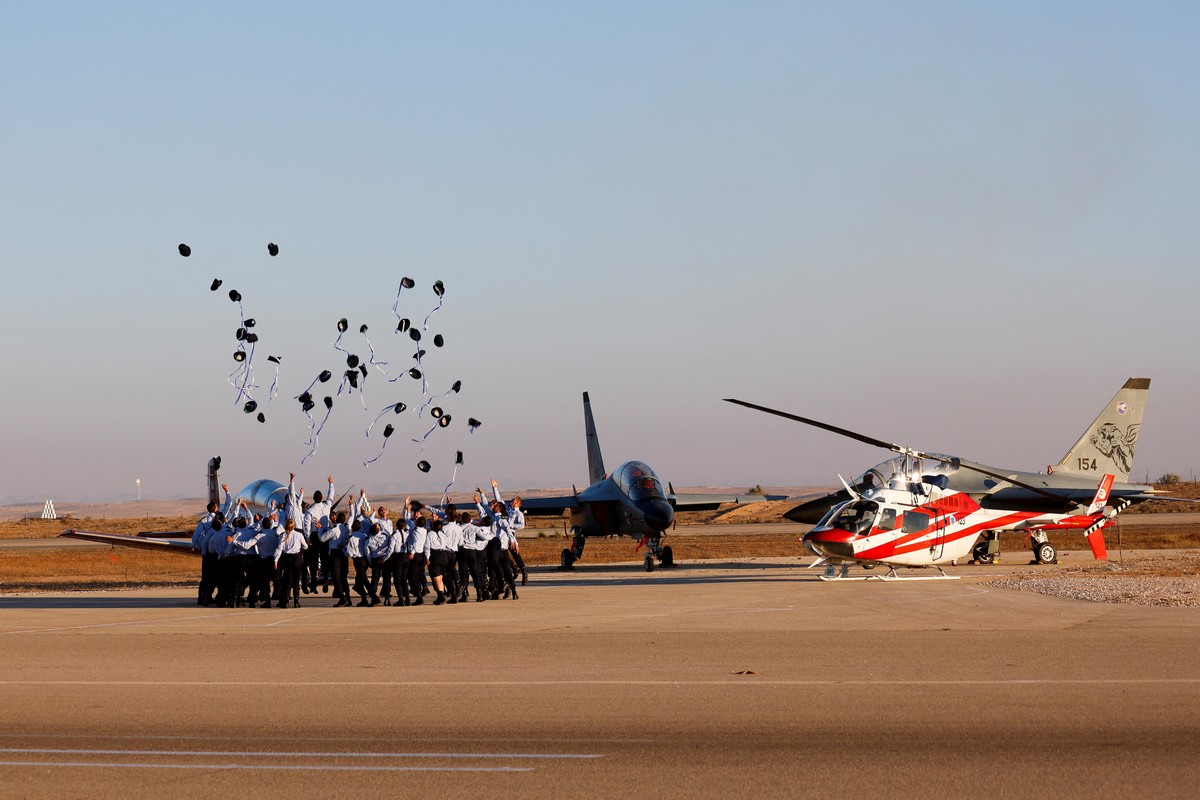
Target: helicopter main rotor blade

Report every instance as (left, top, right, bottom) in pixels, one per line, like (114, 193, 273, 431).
(724, 398, 1075, 509)
(723, 399, 908, 453)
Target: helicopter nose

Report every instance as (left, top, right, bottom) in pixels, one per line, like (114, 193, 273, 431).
(638, 498, 674, 532)
(803, 528, 855, 559)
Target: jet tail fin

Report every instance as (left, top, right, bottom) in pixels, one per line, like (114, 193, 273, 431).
(1055, 378, 1149, 482)
(583, 392, 606, 485)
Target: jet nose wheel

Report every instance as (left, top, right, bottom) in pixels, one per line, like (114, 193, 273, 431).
(644, 555, 655, 572)
(560, 549, 576, 571)
(660, 545, 674, 568)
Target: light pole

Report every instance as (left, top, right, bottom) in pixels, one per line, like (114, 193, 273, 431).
(136, 478, 141, 502)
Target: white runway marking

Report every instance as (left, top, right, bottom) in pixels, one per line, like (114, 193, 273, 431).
(0, 760, 532, 772)
(1, 678, 1197, 687)
(0, 748, 603, 760)
(0, 609, 264, 635)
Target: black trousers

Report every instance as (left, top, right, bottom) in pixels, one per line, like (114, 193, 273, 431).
(351, 556, 371, 600)
(302, 539, 322, 590)
(407, 553, 426, 599)
(380, 553, 404, 599)
(326, 549, 349, 600)
(278, 552, 304, 602)
(510, 547, 527, 574)
(253, 557, 275, 603)
(199, 553, 219, 604)
(485, 538, 504, 595)
(466, 549, 488, 597)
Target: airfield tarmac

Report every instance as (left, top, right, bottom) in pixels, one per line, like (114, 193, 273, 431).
(1, 556, 1199, 799)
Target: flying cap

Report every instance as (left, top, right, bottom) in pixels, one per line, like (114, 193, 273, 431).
(396, 318, 410, 333)
(257, 412, 266, 423)
(298, 391, 313, 404)
(337, 318, 348, 333)
(401, 277, 415, 289)
(267, 242, 279, 256)
(468, 417, 482, 432)
(359, 324, 369, 333)
(178, 243, 191, 257)
(244, 332, 259, 344)
(383, 424, 395, 438)
(236, 328, 246, 341)
(229, 289, 241, 302)
(433, 280, 445, 296)
(430, 407, 443, 419)
(345, 369, 360, 389)
(451, 380, 462, 393)
(233, 351, 246, 362)
(417, 460, 431, 472)
(323, 396, 333, 410)
(392, 402, 407, 414)
(433, 334, 444, 347)
(359, 364, 367, 377)
(456, 451, 464, 465)
(413, 349, 426, 359)
(210, 278, 222, 291)
(409, 328, 421, 342)
(244, 400, 258, 413)
(302, 399, 315, 412)
(268, 355, 281, 364)
(244, 318, 256, 328)
(347, 354, 360, 369)
(409, 367, 422, 379)
(318, 370, 332, 382)
(438, 415, 451, 428)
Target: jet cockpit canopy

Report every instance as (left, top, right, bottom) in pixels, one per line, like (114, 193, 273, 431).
(614, 461, 666, 502)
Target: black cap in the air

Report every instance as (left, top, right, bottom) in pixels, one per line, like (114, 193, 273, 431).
(179, 243, 191, 257)
(396, 318, 410, 333)
(392, 402, 407, 414)
(409, 367, 422, 379)
(318, 369, 332, 383)
(257, 412, 266, 423)
(233, 351, 246, 362)
(468, 417, 482, 431)
(244, 400, 258, 413)
(229, 289, 241, 302)
(401, 277, 415, 289)
(244, 318, 255, 328)
(451, 380, 462, 393)
(267, 242, 279, 256)
(210, 278, 222, 291)
(337, 318, 348, 333)
(268, 355, 281, 364)
(236, 328, 246, 341)
(438, 415, 451, 428)
(347, 354, 360, 369)
(430, 407, 443, 419)
(323, 396, 333, 410)
(409, 329, 421, 342)
(433, 280, 445, 297)
(433, 334, 444, 347)
(383, 424, 395, 438)
(417, 460, 431, 473)
(359, 324, 368, 334)
(244, 332, 258, 344)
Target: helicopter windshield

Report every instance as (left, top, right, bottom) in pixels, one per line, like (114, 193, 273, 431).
(829, 500, 879, 535)
(614, 461, 666, 502)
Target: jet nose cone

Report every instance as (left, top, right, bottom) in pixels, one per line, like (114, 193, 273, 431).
(638, 498, 674, 532)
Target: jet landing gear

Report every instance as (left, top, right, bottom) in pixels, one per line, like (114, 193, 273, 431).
(644, 538, 674, 572)
(560, 532, 586, 571)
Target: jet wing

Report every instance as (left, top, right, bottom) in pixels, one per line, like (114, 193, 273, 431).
(516, 496, 581, 516)
(670, 493, 785, 512)
(60, 530, 200, 556)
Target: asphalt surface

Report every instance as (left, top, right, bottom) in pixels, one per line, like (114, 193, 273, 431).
(1, 558, 1198, 799)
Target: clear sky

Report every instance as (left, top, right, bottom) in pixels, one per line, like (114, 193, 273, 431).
(2, 1, 1197, 503)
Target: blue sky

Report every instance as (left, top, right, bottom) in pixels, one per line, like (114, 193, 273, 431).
(2, 2, 1198, 503)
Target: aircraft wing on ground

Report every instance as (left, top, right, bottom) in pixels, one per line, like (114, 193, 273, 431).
(517, 496, 581, 516)
(60, 530, 200, 556)
(670, 493, 786, 512)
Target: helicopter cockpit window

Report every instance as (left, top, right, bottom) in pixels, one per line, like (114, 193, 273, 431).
(902, 511, 931, 534)
(852, 469, 886, 493)
(830, 501, 879, 535)
(877, 507, 898, 531)
(615, 461, 665, 501)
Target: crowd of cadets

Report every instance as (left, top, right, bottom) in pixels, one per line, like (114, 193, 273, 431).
(191, 476, 528, 608)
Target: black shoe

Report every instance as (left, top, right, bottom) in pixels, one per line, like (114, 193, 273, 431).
(356, 599, 369, 607)
(433, 595, 446, 606)
(301, 585, 311, 595)
(476, 595, 486, 602)
(510, 588, 518, 600)
(412, 597, 423, 606)
(502, 587, 511, 599)
(383, 597, 392, 607)
(292, 598, 301, 608)
(276, 602, 287, 608)
(322, 584, 330, 594)
(521, 571, 527, 586)
(369, 596, 380, 607)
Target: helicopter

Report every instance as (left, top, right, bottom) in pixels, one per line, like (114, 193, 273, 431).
(725, 378, 1183, 573)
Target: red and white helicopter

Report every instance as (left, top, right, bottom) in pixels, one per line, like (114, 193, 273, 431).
(799, 465, 1120, 580)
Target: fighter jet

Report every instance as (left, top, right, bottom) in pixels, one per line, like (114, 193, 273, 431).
(522, 392, 780, 571)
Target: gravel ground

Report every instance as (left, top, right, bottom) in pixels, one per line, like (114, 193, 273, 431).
(984, 553, 1200, 607)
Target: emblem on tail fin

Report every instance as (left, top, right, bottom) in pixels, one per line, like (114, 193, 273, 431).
(1090, 423, 1139, 474)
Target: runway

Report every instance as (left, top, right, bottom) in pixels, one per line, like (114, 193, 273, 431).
(1, 560, 1199, 798)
